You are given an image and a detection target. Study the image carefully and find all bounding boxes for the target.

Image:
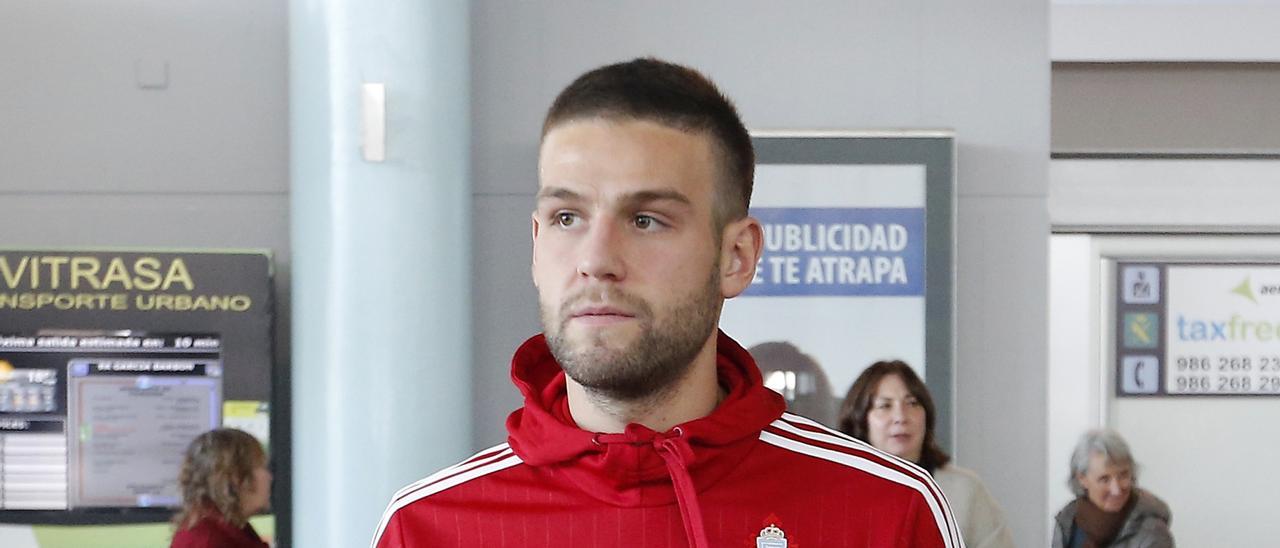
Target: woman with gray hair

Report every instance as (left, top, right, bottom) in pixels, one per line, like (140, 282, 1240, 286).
(1052, 429, 1173, 548)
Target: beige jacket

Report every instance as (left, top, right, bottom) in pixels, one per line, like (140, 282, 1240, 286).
(932, 464, 1016, 548)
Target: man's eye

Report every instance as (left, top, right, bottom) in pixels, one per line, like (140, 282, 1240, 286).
(555, 212, 577, 227)
(634, 215, 656, 229)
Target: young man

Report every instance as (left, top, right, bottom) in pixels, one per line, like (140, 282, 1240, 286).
(372, 58, 962, 548)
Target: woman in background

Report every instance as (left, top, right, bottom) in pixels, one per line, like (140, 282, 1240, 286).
(839, 360, 1014, 548)
(1052, 429, 1173, 548)
(171, 428, 272, 548)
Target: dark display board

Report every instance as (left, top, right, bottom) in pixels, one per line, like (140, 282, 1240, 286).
(0, 250, 272, 524)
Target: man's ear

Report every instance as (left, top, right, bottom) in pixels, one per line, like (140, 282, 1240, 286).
(530, 211, 541, 287)
(720, 216, 763, 298)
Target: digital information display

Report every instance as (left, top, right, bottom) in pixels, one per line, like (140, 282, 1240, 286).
(1115, 263, 1280, 397)
(0, 250, 273, 524)
(0, 333, 222, 510)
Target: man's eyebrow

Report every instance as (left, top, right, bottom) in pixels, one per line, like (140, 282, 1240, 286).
(535, 187, 693, 207)
(620, 190, 693, 208)
(535, 187, 583, 203)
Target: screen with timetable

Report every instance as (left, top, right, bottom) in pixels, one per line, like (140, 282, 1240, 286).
(0, 333, 222, 511)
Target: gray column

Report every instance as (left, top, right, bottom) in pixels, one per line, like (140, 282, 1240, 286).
(289, 2, 471, 547)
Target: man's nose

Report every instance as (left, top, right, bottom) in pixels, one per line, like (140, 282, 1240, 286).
(576, 220, 625, 281)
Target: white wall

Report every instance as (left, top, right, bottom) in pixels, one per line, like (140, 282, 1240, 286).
(1051, 160, 1280, 232)
(1051, 1, 1280, 62)
(470, 2, 1050, 546)
(1046, 235, 1101, 523)
(0, 1, 286, 194)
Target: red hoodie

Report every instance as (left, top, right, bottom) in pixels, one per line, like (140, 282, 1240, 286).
(373, 331, 962, 548)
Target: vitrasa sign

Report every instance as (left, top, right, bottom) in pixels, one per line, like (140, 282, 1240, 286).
(0, 253, 254, 312)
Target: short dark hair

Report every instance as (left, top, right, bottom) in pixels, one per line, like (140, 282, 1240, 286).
(542, 57, 754, 227)
(837, 360, 951, 473)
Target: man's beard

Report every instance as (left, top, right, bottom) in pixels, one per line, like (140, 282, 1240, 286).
(542, 267, 721, 402)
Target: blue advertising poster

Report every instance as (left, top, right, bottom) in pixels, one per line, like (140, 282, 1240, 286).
(747, 207, 925, 297)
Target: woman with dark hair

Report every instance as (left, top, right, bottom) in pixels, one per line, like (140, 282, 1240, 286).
(171, 428, 272, 548)
(839, 361, 1013, 548)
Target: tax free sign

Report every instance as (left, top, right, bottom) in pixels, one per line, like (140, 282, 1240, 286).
(1164, 264, 1280, 396)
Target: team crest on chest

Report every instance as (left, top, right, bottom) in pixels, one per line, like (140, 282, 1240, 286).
(749, 514, 797, 548)
(756, 523, 787, 548)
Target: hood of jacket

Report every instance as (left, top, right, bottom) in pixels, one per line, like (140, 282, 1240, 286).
(504, 329, 786, 508)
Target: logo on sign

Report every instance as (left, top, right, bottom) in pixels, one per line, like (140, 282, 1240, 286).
(1123, 313, 1158, 349)
(1230, 276, 1257, 304)
(1122, 266, 1160, 304)
(1120, 355, 1159, 394)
